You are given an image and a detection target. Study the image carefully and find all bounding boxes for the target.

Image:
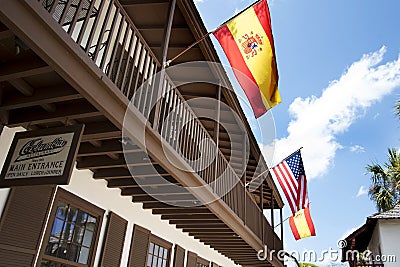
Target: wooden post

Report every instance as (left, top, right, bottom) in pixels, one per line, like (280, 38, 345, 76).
(212, 83, 221, 192)
(280, 207, 284, 242)
(242, 130, 247, 226)
(271, 191, 275, 248)
(152, 0, 176, 130)
(260, 183, 264, 244)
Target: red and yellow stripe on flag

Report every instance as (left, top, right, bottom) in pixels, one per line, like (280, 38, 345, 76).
(289, 208, 316, 240)
(213, 0, 281, 118)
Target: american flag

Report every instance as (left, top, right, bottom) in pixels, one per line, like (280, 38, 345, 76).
(272, 150, 309, 215)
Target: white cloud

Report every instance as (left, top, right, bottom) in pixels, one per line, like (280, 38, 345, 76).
(356, 185, 368, 197)
(349, 145, 365, 153)
(264, 47, 400, 179)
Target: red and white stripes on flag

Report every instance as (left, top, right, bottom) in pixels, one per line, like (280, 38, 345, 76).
(271, 150, 309, 215)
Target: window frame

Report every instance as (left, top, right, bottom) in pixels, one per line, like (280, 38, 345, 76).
(38, 188, 104, 267)
(196, 256, 210, 267)
(146, 234, 172, 267)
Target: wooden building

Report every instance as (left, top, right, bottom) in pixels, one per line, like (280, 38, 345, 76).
(0, 0, 284, 266)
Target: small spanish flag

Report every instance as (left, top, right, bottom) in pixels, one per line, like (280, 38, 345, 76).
(289, 208, 316, 240)
(213, 0, 281, 118)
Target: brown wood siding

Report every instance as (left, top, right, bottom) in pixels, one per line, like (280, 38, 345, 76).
(173, 244, 185, 267)
(100, 212, 128, 267)
(186, 251, 197, 267)
(212, 263, 219, 267)
(128, 224, 150, 267)
(0, 185, 55, 267)
(0, 249, 35, 267)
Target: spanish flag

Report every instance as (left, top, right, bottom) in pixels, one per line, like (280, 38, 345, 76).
(213, 0, 281, 118)
(289, 208, 316, 240)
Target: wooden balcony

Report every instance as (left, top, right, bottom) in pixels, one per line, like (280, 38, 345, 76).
(0, 0, 284, 266)
(355, 264, 384, 267)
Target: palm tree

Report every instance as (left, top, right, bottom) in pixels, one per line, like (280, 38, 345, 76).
(366, 148, 400, 212)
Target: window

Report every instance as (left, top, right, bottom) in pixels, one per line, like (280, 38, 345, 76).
(197, 264, 208, 267)
(39, 189, 104, 267)
(146, 242, 169, 267)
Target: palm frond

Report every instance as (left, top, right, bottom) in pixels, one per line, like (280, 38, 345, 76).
(373, 187, 395, 212)
(366, 148, 400, 211)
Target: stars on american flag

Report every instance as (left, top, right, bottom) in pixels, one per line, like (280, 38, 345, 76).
(286, 152, 305, 180)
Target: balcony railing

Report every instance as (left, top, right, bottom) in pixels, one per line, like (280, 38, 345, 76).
(37, 0, 282, 250)
(355, 264, 384, 267)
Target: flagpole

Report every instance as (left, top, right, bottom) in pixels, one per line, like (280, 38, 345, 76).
(213, 0, 263, 31)
(165, 31, 212, 67)
(247, 146, 304, 185)
(277, 146, 304, 165)
(165, 0, 263, 66)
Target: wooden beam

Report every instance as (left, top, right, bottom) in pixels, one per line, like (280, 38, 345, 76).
(0, 110, 8, 125)
(182, 229, 234, 233)
(169, 220, 223, 225)
(107, 176, 177, 188)
(151, 208, 211, 215)
(0, 29, 13, 40)
(7, 101, 100, 127)
(136, 24, 187, 31)
(120, 185, 190, 196)
(212, 248, 255, 255)
(93, 166, 168, 179)
(160, 0, 176, 64)
(207, 246, 254, 250)
(131, 194, 197, 202)
(76, 156, 126, 170)
(78, 139, 140, 157)
(8, 78, 34, 96)
(198, 239, 243, 245)
(0, 55, 52, 81)
(189, 233, 236, 238)
(161, 214, 218, 220)
(77, 153, 155, 170)
(142, 202, 199, 210)
(177, 224, 228, 230)
(0, 84, 81, 110)
(150, 45, 200, 51)
(81, 121, 121, 142)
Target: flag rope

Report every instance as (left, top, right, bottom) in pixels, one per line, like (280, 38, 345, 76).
(274, 216, 290, 228)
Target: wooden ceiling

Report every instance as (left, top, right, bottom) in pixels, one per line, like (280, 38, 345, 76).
(0, 0, 284, 265)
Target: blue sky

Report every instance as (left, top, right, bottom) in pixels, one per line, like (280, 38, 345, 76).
(194, 0, 400, 265)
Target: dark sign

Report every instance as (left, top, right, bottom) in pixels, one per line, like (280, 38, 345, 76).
(0, 124, 84, 187)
